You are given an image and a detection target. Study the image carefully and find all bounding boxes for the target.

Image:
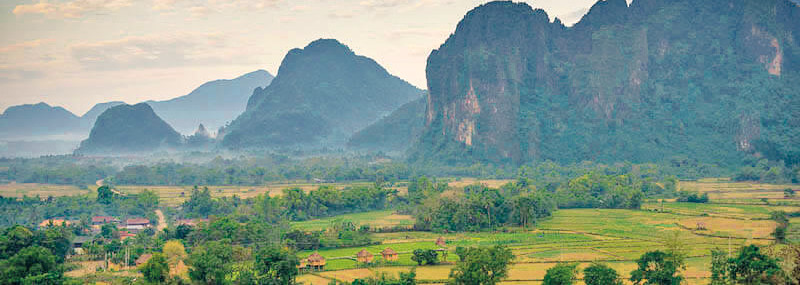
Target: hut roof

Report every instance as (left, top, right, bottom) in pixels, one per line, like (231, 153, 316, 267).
(357, 249, 373, 258)
(307, 252, 325, 262)
(136, 253, 152, 265)
(381, 248, 397, 255)
(126, 218, 150, 225)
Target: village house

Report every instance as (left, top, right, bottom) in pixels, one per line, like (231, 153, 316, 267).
(380, 248, 398, 261)
(92, 216, 119, 225)
(124, 218, 151, 233)
(357, 249, 373, 263)
(71, 236, 93, 255)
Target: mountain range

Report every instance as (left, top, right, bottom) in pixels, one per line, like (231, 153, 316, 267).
(409, 0, 800, 166)
(222, 39, 423, 149)
(147, 70, 273, 134)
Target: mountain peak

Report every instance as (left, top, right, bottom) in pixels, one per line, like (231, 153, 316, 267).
(304, 38, 353, 54)
(76, 103, 182, 154)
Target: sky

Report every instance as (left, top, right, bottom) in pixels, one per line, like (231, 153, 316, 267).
(0, 0, 620, 116)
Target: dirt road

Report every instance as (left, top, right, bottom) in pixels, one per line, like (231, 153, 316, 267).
(155, 209, 167, 232)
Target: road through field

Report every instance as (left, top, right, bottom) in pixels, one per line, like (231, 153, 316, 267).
(155, 209, 166, 232)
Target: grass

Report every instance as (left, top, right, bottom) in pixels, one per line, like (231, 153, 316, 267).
(0, 182, 91, 198)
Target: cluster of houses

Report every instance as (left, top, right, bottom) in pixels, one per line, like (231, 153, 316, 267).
(40, 215, 156, 255)
(297, 236, 446, 272)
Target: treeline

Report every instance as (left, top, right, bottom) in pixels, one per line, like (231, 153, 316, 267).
(0, 226, 72, 284)
(3, 154, 732, 187)
(180, 185, 396, 222)
(0, 156, 114, 187)
(407, 171, 660, 232)
(0, 189, 159, 228)
(733, 158, 799, 184)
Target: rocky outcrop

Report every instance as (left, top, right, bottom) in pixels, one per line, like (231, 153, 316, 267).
(413, 0, 800, 166)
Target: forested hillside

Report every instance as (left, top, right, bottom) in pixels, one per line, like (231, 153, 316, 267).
(75, 103, 183, 154)
(223, 39, 423, 149)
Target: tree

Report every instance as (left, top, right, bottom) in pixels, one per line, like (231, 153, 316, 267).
(254, 245, 299, 285)
(543, 263, 578, 285)
(449, 246, 513, 285)
(162, 240, 187, 269)
(97, 185, 114, 204)
(411, 249, 438, 266)
(584, 263, 622, 285)
(188, 240, 233, 285)
(630, 251, 682, 285)
(101, 223, 116, 239)
(727, 245, 787, 284)
(140, 252, 169, 283)
(662, 231, 687, 268)
(0, 246, 62, 284)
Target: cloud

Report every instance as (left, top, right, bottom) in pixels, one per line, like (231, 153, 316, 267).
(327, 10, 355, 19)
(69, 33, 258, 70)
(359, 0, 413, 9)
(0, 39, 53, 53)
(188, 6, 212, 17)
(13, 0, 134, 19)
(152, 0, 179, 11)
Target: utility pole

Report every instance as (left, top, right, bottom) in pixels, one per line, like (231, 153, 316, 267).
(125, 246, 129, 269)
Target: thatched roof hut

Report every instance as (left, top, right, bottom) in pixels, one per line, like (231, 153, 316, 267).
(357, 249, 374, 263)
(135, 253, 152, 266)
(436, 236, 447, 247)
(380, 248, 398, 261)
(306, 252, 326, 269)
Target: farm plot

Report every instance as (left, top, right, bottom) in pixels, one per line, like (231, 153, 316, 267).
(0, 182, 90, 197)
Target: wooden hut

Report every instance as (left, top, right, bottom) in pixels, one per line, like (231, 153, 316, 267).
(380, 248, 398, 261)
(357, 249, 373, 263)
(696, 222, 707, 230)
(306, 252, 325, 271)
(436, 236, 447, 247)
(135, 253, 152, 266)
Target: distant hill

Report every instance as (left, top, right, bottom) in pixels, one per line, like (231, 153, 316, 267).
(81, 101, 126, 128)
(222, 39, 423, 149)
(0, 103, 83, 140)
(75, 103, 183, 154)
(347, 96, 427, 152)
(147, 70, 273, 134)
(412, 0, 800, 166)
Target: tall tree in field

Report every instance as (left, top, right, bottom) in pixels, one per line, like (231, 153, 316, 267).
(720, 245, 788, 285)
(162, 240, 187, 271)
(96, 185, 113, 204)
(254, 245, 299, 285)
(140, 252, 169, 283)
(543, 263, 578, 285)
(584, 263, 622, 285)
(449, 246, 513, 285)
(188, 240, 233, 285)
(630, 251, 683, 285)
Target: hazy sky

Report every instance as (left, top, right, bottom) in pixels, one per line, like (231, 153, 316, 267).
(0, 0, 621, 116)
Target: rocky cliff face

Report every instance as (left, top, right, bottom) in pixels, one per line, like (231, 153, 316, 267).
(413, 0, 800, 166)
